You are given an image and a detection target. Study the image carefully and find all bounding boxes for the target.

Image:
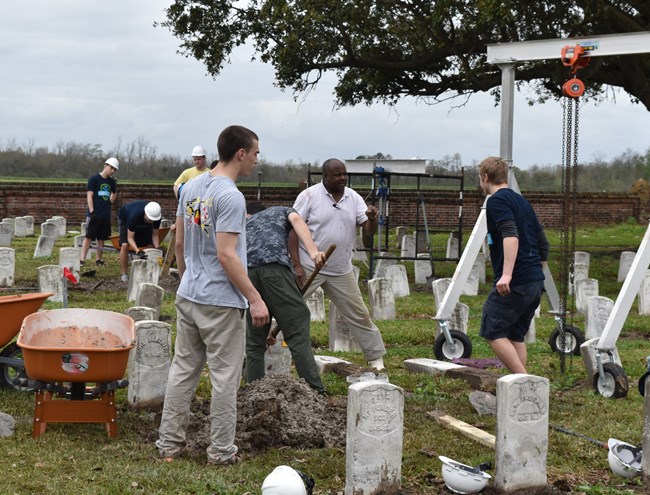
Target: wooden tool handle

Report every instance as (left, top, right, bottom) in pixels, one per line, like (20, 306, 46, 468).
(300, 244, 336, 295)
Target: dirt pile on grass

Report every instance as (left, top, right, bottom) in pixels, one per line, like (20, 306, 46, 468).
(180, 374, 346, 455)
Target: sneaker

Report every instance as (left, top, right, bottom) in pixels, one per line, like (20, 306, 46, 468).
(79, 260, 85, 266)
(120, 274, 128, 282)
(207, 453, 242, 466)
(95, 259, 105, 266)
(368, 357, 385, 371)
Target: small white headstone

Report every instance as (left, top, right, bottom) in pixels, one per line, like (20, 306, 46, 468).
(0, 222, 13, 247)
(638, 270, 650, 315)
(314, 355, 352, 374)
(403, 358, 464, 375)
(576, 278, 599, 315)
(127, 320, 172, 411)
(461, 260, 480, 296)
(475, 251, 486, 284)
(40, 221, 58, 239)
(585, 296, 614, 340)
(0, 247, 15, 286)
(305, 287, 326, 321)
(570, 262, 589, 295)
(14, 217, 29, 237)
(59, 247, 81, 281)
(400, 234, 415, 258)
(368, 277, 396, 320)
(125, 306, 157, 322)
(574, 251, 590, 268)
(135, 283, 165, 320)
(385, 264, 410, 298)
(431, 278, 452, 310)
(345, 379, 403, 495)
(329, 301, 362, 352)
(264, 328, 292, 376)
(51, 216, 66, 237)
(414, 253, 432, 285)
(38, 264, 64, 303)
(33, 235, 56, 258)
(23, 216, 34, 236)
(128, 259, 158, 302)
(618, 251, 636, 282)
(495, 374, 549, 492)
(446, 232, 459, 258)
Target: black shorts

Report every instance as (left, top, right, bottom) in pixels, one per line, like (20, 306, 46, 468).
(479, 280, 544, 342)
(85, 217, 111, 241)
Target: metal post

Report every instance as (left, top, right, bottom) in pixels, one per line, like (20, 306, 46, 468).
(257, 172, 263, 201)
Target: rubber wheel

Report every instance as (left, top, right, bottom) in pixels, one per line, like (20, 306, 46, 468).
(548, 325, 584, 356)
(638, 370, 650, 396)
(0, 342, 31, 391)
(434, 330, 472, 361)
(592, 362, 628, 399)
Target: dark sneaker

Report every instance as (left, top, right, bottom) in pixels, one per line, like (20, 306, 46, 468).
(95, 259, 105, 266)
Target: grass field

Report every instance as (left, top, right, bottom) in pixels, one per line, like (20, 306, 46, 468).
(1, 224, 650, 494)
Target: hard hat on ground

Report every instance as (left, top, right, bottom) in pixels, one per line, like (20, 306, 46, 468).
(105, 157, 120, 170)
(144, 202, 162, 222)
(191, 145, 207, 157)
(261, 465, 314, 495)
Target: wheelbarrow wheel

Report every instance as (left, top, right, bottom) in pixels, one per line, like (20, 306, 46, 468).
(434, 331, 472, 361)
(592, 362, 628, 399)
(548, 325, 584, 356)
(0, 343, 31, 392)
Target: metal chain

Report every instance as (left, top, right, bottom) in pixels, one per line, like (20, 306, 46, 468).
(558, 96, 580, 373)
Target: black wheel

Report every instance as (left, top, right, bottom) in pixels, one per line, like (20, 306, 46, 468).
(592, 362, 628, 399)
(638, 370, 650, 396)
(548, 325, 584, 356)
(0, 343, 31, 392)
(434, 330, 472, 361)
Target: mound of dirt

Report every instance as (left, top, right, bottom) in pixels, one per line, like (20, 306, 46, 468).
(173, 374, 346, 455)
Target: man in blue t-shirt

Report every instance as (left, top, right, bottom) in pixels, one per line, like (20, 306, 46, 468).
(117, 200, 162, 282)
(245, 202, 326, 393)
(80, 158, 118, 266)
(478, 156, 549, 373)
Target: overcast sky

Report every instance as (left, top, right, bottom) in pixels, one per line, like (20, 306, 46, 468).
(1, 1, 648, 170)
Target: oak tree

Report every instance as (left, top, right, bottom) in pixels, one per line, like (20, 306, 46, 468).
(158, 1, 650, 110)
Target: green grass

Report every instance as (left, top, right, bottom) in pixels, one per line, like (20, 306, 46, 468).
(1, 224, 650, 493)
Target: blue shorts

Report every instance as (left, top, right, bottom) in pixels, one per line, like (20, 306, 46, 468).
(479, 280, 544, 342)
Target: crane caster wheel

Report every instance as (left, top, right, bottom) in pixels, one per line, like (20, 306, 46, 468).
(434, 331, 472, 361)
(593, 363, 628, 399)
(548, 325, 584, 356)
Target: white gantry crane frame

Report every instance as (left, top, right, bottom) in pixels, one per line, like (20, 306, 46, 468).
(434, 32, 650, 398)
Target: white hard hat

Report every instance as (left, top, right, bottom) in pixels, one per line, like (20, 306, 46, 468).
(105, 157, 120, 170)
(262, 466, 311, 495)
(607, 438, 642, 478)
(191, 145, 207, 157)
(144, 202, 162, 222)
(439, 456, 491, 494)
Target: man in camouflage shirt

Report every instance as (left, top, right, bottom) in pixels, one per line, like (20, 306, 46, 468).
(245, 202, 326, 393)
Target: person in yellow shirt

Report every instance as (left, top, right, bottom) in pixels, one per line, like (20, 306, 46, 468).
(173, 145, 209, 199)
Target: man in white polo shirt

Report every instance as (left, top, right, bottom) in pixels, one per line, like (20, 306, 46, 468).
(291, 158, 386, 370)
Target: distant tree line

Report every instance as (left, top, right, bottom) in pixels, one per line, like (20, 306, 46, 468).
(0, 138, 648, 193)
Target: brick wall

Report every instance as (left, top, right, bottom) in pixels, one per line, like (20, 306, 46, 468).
(0, 182, 641, 228)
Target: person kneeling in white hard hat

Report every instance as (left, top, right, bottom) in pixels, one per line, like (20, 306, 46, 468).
(117, 200, 162, 282)
(173, 145, 209, 199)
(262, 465, 315, 495)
